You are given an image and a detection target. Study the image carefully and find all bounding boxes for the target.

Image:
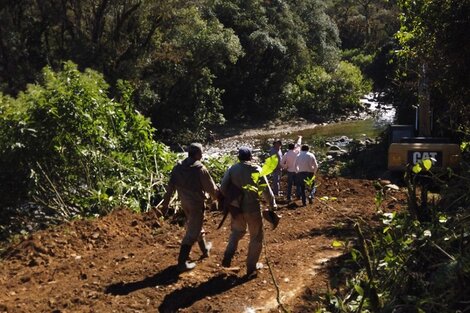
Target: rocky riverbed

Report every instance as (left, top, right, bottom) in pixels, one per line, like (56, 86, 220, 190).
(204, 92, 395, 160)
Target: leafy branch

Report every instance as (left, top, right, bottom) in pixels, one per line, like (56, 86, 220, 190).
(243, 154, 279, 196)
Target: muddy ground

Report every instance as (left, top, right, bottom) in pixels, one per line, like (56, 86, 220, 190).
(0, 174, 406, 313)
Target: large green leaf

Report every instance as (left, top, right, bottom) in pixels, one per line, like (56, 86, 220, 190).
(259, 154, 279, 177)
(412, 163, 422, 174)
(422, 159, 432, 171)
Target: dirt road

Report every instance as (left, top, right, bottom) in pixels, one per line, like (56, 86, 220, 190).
(0, 175, 405, 313)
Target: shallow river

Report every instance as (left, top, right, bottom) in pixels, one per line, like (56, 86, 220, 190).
(205, 92, 396, 156)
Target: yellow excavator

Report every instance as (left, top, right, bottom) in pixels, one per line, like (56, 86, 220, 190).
(387, 65, 461, 171)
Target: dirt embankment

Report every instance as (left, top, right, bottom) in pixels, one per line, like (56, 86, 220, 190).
(0, 176, 406, 313)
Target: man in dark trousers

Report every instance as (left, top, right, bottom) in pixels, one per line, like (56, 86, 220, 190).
(294, 144, 318, 206)
(280, 135, 302, 201)
(161, 143, 219, 272)
(220, 147, 277, 277)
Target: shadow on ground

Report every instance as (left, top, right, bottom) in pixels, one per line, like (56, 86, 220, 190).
(105, 265, 180, 295)
(297, 219, 357, 240)
(293, 253, 357, 312)
(158, 273, 251, 313)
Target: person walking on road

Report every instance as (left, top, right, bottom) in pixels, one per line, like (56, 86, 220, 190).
(220, 147, 277, 277)
(280, 136, 302, 201)
(269, 139, 283, 196)
(294, 144, 318, 206)
(161, 143, 219, 272)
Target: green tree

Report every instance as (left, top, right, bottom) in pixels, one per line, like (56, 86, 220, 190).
(395, 0, 470, 139)
(327, 0, 400, 89)
(0, 62, 173, 216)
(145, 5, 243, 142)
(0, 0, 243, 142)
(282, 61, 371, 118)
(328, 0, 399, 51)
(211, 0, 341, 120)
(1, 0, 378, 140)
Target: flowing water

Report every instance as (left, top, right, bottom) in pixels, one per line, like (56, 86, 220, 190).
(299, 92, 396, 147)
(205, 92, 396, 156)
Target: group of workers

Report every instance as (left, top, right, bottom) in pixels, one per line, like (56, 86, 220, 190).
(160, 137, 318, 278)
(270, 136, 319, 206)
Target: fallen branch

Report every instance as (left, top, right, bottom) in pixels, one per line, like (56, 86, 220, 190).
(431, 241, 456, 261)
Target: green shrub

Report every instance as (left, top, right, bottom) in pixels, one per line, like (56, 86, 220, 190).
(0, 62, 174, 217)
(282, 61, 371, 117)
(330, 61, 372, 112)
(204, 154, 237, 184)
(321, 159, 470, 313)
(342, 49, 374, 72)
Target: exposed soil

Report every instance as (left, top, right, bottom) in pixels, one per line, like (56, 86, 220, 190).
(0, 175, 406, 313)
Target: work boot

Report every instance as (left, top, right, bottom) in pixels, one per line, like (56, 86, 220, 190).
(246, 262, 264, 279)
(221, 252, 234, 268)
(198, 239, 212, 259)
(177, 244, 196, 272)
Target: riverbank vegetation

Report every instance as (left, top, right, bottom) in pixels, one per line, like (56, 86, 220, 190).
(0, 63, 175, 240)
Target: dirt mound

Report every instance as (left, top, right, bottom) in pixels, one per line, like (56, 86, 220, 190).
(0, 176, 406, 312)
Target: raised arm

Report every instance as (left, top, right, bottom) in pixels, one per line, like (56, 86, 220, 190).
(294, 135, 302, 152)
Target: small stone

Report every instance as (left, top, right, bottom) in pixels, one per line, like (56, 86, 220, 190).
(385, 184, 400, 191)
(379, 179, 392, 186)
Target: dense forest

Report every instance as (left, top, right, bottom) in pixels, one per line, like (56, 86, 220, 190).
(1, 0, 469, 312)
(0, 0, 393, 142)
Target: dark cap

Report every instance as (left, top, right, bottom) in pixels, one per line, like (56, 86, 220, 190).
(188, 143, 203, 157)
(238, 146, 252, 161)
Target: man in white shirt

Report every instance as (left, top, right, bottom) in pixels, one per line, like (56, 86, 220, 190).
(294, 144, 318, 206)
(280, 136, 302, 201)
